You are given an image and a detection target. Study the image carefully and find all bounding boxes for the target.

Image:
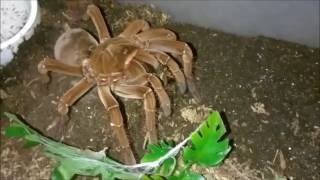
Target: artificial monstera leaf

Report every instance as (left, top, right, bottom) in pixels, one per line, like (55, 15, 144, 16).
(183, 112, 231, 166)
(141, 141, 176, 177)
(141, 174, 167, 180)
(168, 169, 204, 180)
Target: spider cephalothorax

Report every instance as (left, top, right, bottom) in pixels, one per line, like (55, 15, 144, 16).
(38, 4, 199, 164)
(82, 42, 138, 84)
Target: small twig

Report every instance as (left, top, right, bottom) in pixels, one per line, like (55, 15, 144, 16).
(272, 149, 279, 164)
(25, 77, 40, 87)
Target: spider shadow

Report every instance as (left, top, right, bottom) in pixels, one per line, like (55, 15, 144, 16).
(219, 111, 234, 159)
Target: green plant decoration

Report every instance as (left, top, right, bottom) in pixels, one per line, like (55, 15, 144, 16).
(168, 169, 205, 180)
(3, 113, 144, 180)
(2, 111, 231, 180)
(141, 141, 176, 177)
(183, 112, 231, 166)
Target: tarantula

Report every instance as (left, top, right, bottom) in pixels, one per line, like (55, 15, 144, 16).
(38, 4, 199, 164)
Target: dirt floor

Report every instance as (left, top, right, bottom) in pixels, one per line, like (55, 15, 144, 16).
(1, 0, 319, 179)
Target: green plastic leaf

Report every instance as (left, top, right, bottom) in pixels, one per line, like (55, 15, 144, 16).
(23, 140, 40, 148)
(3, 112, 232, 180)
(141, 141, 176, 177)
(3, 113, 144, 179)
(4, 124, 29, 137)
(142, 141, 174, 162)
(158, 158, 176, 177)
(168, 169, 204, 180)
(183, 112, 231, 166)
(141, 174, 166, 180)
(3, 112, 20, 121)
(3, 115, 40, 149)
(51, 165, 75, 180)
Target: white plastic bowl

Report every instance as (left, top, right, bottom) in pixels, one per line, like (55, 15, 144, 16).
(0, 0, 41, 66)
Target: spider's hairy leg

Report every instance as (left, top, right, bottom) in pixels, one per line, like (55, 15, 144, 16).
(144, 73, 171, 116)
(113, 84, 158, 144)
(119, 20, 150, 38)
(136, 28, 177, 41)
(153, 52, 187, 93)
(147, 40, 201, 102)
(129, 71, 171, 116)
(135, 50, 160, 70)
(87, 4, 110, 42)
(57, 78, 94, 114)
(97, 86, 136, 165)
(38, 58, 83, 77)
